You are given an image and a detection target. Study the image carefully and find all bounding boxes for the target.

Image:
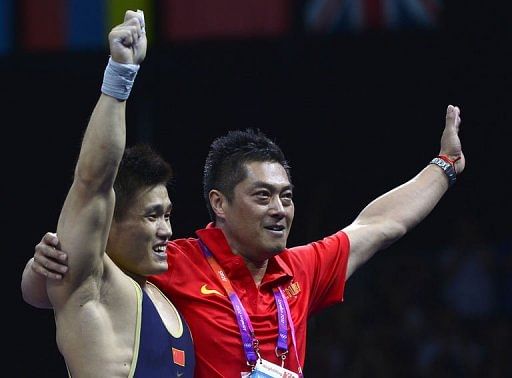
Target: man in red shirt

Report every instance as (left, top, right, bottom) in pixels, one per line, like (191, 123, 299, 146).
(22, 102, 464, 376)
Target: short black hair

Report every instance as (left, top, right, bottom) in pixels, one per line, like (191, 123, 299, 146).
(114, 144, 173, 221)
(203, 129, 291, 221)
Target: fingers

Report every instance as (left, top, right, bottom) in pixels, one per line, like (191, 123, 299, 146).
(108, 10, 146, 63)
(439, 104, 464, 170)
(41, 232, 67, 262)
(42, 232, 59, 248)
(446, 104, 462, 131)
(32, 256, 67, 280)
(33, 233, 68, 279)
(137, 9, 145, 34)
(119, 10, 145, 41)
(32, 253, 68, 280)
(124, 9, 144, 26)
(110, 18, 144, 48)
(108, 9, 147, 65)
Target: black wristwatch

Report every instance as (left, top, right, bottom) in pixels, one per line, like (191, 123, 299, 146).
(429, 156, 456, 187)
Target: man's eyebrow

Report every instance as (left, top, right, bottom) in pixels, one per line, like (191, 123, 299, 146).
(250, 181, 294, 191)
(144, 202, 173, 213)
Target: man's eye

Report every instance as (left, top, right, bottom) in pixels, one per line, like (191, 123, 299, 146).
(282, 192, 293, 200)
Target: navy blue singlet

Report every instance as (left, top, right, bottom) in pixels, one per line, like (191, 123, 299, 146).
(133, 283, 195, 377)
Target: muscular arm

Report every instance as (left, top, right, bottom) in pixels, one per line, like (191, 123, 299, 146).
(49, 92, 126, 304)
(22, 91, 127, 307)
(21, 11, 147, 309)
(344, 105, 465, 280)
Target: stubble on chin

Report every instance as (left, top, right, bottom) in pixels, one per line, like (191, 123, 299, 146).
(269, 243, 286, 256)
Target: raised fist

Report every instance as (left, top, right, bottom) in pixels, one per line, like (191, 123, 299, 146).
(108, 10, 147, 65)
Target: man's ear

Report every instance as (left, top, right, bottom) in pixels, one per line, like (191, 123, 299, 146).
(209, 190, 226, 219)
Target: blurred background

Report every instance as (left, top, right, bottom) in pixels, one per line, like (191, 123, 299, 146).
(4, 0, 510, 376)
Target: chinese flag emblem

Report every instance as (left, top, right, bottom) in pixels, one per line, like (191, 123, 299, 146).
(172, 347, 186, 367)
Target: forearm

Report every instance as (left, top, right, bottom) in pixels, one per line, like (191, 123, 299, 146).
(345, 164, 449, 277)
(356, 163, 449, 235)
(69, 14, 144, 194)
(21, 258, 53, 309)
(74, 94, 126, 190)
(345, 104, 464, 280)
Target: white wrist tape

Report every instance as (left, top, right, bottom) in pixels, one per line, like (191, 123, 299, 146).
(101, 57, 140, 100)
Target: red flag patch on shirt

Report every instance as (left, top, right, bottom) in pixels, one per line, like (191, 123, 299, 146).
(284, 281, 301, 299)
(172, 347, 185, 366)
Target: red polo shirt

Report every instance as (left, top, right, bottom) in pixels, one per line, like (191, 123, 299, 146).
(149, 224, 350, 378)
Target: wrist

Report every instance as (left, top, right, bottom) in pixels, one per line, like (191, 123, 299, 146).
(101, 57, 140, 101)
(429, 155, 457, 187)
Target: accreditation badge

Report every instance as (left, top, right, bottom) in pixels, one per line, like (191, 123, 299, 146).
(241, 358, 299, 378)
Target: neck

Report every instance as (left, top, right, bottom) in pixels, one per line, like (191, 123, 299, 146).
(125, 270, 147, 287)
(215, 222, 269, 286)
(242, 257, 268, 287)
(107, 250, 147, 288)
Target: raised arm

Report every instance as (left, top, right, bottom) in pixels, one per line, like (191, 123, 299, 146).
(21, 10, 147, 308)
(344, 105, 465, 279)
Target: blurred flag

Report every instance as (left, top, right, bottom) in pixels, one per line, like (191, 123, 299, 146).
(20, 0, 66, 51)
(18, 0, 153, 53)
(160, 0, 292, 42)
(9, 0, 290, 54)
(304, 0, 443, 34)
(69, 0, 105, 50)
